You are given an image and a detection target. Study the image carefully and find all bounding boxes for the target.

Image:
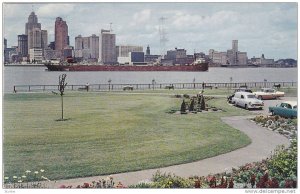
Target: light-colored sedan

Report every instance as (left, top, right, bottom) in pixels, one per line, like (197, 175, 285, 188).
(253, 88, 285, 100)
(232, 92, 264, 110)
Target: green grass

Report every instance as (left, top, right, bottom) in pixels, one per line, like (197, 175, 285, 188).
(3, 92, 252, 180)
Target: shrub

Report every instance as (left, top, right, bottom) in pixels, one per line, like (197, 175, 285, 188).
(150, 171, 194, 188)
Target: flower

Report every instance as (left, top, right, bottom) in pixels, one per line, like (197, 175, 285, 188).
(13, 176, 17, 179)
(22, 175, 27, 179)
(41, 176, 50, 181)
(25, 170, 31, 173)
(40, 169, 45, 173)
(34, 171, 39, 174)
(18, 180, 22, 183)
(4, 177, 9, 180)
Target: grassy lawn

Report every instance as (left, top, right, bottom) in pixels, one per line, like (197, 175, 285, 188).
(3, 92, 252, 180)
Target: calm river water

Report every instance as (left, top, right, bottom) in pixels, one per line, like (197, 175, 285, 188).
(3, 66, 298, 92)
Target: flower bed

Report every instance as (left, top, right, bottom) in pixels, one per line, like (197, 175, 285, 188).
(252, 115, 297, 140)
(129, 140, 297, 188)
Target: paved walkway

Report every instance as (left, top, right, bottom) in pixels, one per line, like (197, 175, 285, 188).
(52, 116, 290, 188)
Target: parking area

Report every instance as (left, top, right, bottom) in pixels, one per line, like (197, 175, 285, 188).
(250, 97, 297, 115)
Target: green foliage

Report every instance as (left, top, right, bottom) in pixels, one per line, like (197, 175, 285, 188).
(180, 99, 187, 113)
(151, 171, 194, 188)
(128, 182, 153, 188)
(267, 140, 297, 182)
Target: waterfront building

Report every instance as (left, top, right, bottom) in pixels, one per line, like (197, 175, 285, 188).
(209, 40, 248, 66)
(146, 45, 150, 55)
(44, 49, 61, 60)
(144, 54, 160, 63)
(41, 30, 48, 49)
(25, 12, 41, 35)
(75, 34, 99, 61)
(165, 48, 192, 65)
(250, 54, 274, 65)
(28, 28, 42, 49)
(29, 48, 43, 62)
(129, 51, 145, 65)
(18, 34, 28, 57)
(99, 29, 117, 64)
(55, 17, 68, 56)
(116, 45, 143, 64)
(63, 46, 74, 60)
(25, 12, 41, 52)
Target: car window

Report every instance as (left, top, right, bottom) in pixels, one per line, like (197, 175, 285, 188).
(293, 105, 297, 109)
(286, 104, 292, 109)
(247, 95, 256, 98)
(280, 103, 286, 108)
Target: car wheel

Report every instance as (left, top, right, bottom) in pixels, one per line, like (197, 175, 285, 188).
(245, 104, 248, 110)
(270, 111, 274, 116)
(258, 96, 262, 100)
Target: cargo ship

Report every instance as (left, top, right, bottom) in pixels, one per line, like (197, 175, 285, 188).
(44, 59, 209, 72)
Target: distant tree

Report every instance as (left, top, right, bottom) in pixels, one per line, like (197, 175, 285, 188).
(189, 98, 195, 112)
(180, 99, 187, 114)
(200, 95, 206, 110)
(58, 74, 67, 120)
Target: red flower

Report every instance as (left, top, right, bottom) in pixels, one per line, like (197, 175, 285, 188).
(82, 183, 90, 188)
(250, 174, 256, 188)
(59, 185, 66, 188)
(228, 178, 234, 188)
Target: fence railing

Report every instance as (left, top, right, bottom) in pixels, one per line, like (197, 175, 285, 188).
(12, 81, 297, 93)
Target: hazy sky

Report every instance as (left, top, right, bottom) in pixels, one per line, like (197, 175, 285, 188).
(3, 2, 297, 60)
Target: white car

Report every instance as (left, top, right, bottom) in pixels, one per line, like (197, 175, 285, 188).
(232, 92, 264, 110)
(253, 88, 285, 100)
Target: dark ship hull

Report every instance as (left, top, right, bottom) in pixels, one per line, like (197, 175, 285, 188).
(44, 63, 209, 72)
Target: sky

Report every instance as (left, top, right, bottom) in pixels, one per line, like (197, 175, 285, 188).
(2, 2, 298, 60)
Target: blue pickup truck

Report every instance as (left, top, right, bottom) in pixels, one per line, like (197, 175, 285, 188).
(269, 101, 297, 118)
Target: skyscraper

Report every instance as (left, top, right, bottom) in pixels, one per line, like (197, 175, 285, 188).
(75, 34, 99, 60)
(25, 12, 41, 35)
(18, 34, 28, 57)
(41, 30, 48, 49)
(55, 17, 68, 52)
(25, 12, 41, 51)
(99, 29, 116, 64)
(28, 28, 42, 48)
(232, 40, 238, 65)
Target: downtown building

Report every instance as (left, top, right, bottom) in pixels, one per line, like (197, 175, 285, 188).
(74, 34, 99, 62)
(25, 12, 48, 62)
(55, 17, 70, 60)
(209, 40, 248, 66)
(99, 29, 117, 64)
(116, 45, 143, 64)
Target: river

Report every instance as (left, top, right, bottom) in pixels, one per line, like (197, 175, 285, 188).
(3, 66, 298, 92)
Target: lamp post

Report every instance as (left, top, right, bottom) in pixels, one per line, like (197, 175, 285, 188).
(152, 79, 155, 90)
(229, 77, 233, 93)
(264, 79, 267, 88)
(193, 78, 196, 89)
(108, 78, 112, 91)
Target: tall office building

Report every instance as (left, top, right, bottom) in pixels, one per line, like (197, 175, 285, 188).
(41, 30, 48, 49)
(75, 34, 99, 60)
(99, 29, 116, 64)
(231, 40, 238, 65)
(25, 12, 41, 35)
(55, 17, 68, 52)
(28, 28, 42, 48)
(25, 12, 41, 51)
(18, 34, 28, 57)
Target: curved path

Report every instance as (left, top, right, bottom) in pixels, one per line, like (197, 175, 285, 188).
(53, 116, 290, 187)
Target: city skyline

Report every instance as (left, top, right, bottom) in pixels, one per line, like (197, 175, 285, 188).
(3, 2, 297, 60)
